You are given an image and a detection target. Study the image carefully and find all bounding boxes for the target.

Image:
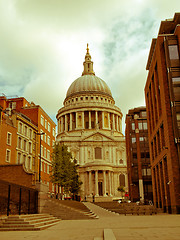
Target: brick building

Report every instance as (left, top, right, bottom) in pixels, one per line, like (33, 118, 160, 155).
(0, 95, 56, 192)
(145, 13, 180, 213)
(125, 107, 153, 203)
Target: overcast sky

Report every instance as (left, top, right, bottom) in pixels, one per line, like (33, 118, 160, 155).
(0, 0, 179, 132)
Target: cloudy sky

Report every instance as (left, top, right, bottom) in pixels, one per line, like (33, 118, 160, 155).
(0, 0, 179, 132)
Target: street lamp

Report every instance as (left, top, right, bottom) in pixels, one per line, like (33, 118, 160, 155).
(37, 132, 45, 182)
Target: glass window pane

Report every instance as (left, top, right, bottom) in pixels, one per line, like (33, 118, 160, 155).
(168, 45, 179, 60)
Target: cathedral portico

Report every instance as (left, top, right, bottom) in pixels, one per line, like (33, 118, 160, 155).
(56, 44, 127, 201)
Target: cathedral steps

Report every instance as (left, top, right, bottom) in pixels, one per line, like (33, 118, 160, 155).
(42, 199, 98, 220)
(93, 202, 164, 215)
(0, 214, 60, 231)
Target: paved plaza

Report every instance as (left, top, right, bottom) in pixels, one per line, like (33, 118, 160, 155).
(0, 202, 180, 240)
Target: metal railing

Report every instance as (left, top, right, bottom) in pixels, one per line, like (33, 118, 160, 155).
(0, 179, 38, 216)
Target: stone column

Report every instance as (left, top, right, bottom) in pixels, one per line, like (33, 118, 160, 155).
(112, 114, 115, 131)
(102, 112, 104, 129)
(108, 171, 112, 196)
(95, 170, 99, 196)
(65, 115, 68, 132)
(82, 111, 85, 129)
(61, 117, 63, 132)
(89, 171, 92, 196)
(75, 112, 78, 129)
(119, 117, 121, 132)
(112, 172, 114, 195)
(70, 113, 72, 131)
(95, 111, 98, 126)
(116, 115, 119, 132)
(103, 170, 107, 196)
(108, 112, 111, 129)
(89, 111, 91, 129)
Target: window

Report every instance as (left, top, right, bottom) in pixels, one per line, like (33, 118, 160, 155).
(138, 122, 143, 130)
(19, 122, 23, 133)
(168, 45, 179, 59)
(24, 126, 27, 136)
(24, 140, 27, 151)
(139, 137, 144, 141)
(7, 132, 12, 145)
(47, 150, 50, 160)
(45, 119, 47, 129)
(119, 159, 123, 164)
(48, 122, 51, 132)
(132, 137, 136, 143)
(6, 149, 11, 162)
(41, 145, 43, 156)
(132, 123, 135, 130)
(44, 133, 47, 143)
(53, 128, 56, 137)
(143, 122, 147, 129)
(141, 111, 147, 117)
(47, 165, 49, 174)
(18, 137, 22, 149)
(44, 163, 46, 173)
(172, 77, 180, 85)
(41, 115, 44, 126)
(44, 147, 46, 158)
(40, 130, 44, 140)
(52, 140, 55, 146)
(29, 142, 32, 154)
(47, 136, 50, 145)
(29, 129, 32, 139)
(95, 147, 102, 159)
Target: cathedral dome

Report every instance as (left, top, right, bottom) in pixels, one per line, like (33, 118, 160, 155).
(65, 44, 113, 100)
(66, 75, 112, 98)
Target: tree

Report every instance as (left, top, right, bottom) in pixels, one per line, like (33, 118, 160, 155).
(51, 143, 82, 195)
(70, 159, 82, 195)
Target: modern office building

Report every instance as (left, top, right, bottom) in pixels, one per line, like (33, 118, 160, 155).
(56, 45, 127, 201)
(125, 107, 153, 203)
(145, 13, 180, 213)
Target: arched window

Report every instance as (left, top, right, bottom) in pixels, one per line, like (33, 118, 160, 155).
(95, 147, 102, 159)
(119, 174, 125, 187)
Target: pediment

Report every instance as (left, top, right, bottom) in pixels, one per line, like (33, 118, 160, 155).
(82, 132, 114, 142)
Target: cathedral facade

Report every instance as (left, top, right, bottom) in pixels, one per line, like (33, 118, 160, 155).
(56, 45, 128, 201)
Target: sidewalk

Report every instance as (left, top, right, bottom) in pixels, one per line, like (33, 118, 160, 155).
(0, 202, 180, 240)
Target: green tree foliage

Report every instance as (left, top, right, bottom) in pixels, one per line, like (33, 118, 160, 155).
(70, 159, 82, 195)
(51, 144, 82, 194)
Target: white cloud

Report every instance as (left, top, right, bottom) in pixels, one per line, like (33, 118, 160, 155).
(0, 0, 179, 132)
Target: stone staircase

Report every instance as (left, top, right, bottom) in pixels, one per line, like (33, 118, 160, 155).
(0, 214, 60, 231)
(94, 202, 164, 215)
(42, 199, 98, 220)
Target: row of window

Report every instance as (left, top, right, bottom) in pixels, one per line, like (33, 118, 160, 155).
(40, 115, 56, 137)
(18, 122, 36, 139)
(41, 146, 51, 160)
(40, 130, 55, 146)
(41, 161, 50, 174)
(18, 137, 33, 154)
(131, 121, 148, 131)
(131, 136, 148, 143)
(65, 96, 113, 106)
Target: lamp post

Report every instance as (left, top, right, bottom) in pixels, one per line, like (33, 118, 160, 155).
(37, 132, 45, 182)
